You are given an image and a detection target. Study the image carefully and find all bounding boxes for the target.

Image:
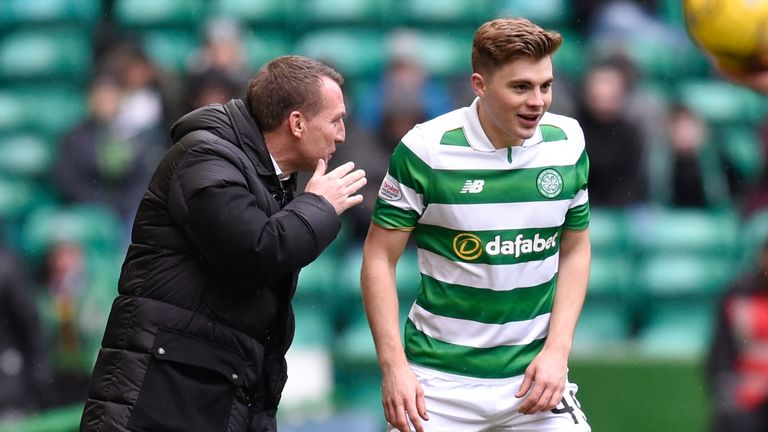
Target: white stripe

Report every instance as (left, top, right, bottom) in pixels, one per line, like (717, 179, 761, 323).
(378, 174, 425, 214)
(418, 248, 559, 290)
(408, 303, 550, 348)
(570, 189, 588, 209)
(427, 140, 584, 171)
(420, 201, 570, 231)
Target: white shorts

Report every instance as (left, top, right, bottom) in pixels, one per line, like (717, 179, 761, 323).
(387, 363, 591, 432)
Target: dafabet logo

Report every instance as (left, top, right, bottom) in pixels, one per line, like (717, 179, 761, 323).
(452, 232, 559, 261)
(452, 233, 483, 260)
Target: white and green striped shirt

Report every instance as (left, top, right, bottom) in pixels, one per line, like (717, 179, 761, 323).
(372, 98, 590, 379)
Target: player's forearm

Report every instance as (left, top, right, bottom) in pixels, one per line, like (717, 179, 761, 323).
(361, 253, 410, 371)
(545, 229, 591, 354)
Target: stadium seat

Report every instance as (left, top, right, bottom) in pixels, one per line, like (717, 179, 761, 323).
(588, 208, 630, 254)
(678, 79, 768, 125)
(293, 29, 386, 80)
(416, 31, 474, 78)
(572, 301, 632, 355)
(243, 30, 293, 72)
(0, 0, 102, 28)
(0, 28, 91, 84)
(114, 0, 206, 29)
(552, 30, 587, 80)
(496, 0, 572, 27)
(394, 0, 494, 26)
(0, 85, 86, 137)
(20, 205, 124, 262)
(138, 29, 199, 73)
(716, 125, 765, 184)
(635, 300, 715, 357)
(629, 208, 740, 259)
(294, 0, 388, 28)
(636, 252, 735, 297)
(0, 133, 53, 179)
(210, 0, 293, 26)
(588, 253, 632, 299)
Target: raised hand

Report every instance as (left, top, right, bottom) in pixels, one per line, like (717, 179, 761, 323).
(304, 159, 367, 215)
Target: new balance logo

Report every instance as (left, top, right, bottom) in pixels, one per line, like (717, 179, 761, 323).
(460, 180, 485, 193)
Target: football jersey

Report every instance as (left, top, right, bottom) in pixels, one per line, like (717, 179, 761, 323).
(372, 98, 589, 379)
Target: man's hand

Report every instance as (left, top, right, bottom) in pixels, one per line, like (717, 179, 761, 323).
(515, 347, 568, 414)
(382, 364, 429, 432)
(304, 159, 366, 215)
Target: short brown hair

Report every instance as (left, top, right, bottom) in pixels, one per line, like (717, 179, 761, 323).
(247, 55, 343, 132)
(471, 18, 563, 77)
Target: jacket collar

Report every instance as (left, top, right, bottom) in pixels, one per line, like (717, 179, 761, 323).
(223, 98, 278, 177)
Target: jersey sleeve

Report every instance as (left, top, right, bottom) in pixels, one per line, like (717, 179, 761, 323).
(371, 140, 430, 230)
(564, 146, 590, 231)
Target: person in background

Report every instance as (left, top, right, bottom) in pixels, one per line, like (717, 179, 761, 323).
(80, 55, 366, 432)
(52, 73, 168, 234)
(576, 57, 646, 207)
(708, 238, 768, 432)
(361, 18, 591, 432)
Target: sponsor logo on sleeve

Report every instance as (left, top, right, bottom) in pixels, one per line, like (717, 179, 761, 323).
(379, 176, 402, 201)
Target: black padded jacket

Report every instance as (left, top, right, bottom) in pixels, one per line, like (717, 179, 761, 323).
(80, 98, 340, 432)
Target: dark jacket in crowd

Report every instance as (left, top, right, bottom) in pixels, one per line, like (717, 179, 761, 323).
(80, 98, 341, 432)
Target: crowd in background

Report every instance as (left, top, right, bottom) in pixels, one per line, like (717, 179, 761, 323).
(2, 0, 768, 429)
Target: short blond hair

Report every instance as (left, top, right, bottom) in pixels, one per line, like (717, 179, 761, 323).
(472, 18, 563, 76)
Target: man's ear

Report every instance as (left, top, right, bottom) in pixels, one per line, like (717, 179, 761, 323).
(289, 111, 303, 137)
(471, 72, 485, 97)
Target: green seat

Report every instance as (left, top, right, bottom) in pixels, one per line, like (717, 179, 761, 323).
(337, 246, 420, 301)
(0, 177, 53, 223)
(417, 31, 474, 78)
(630, 208, 740, 258)
(293, 29, 385, 80)
(552, 30, 587, 80)
(139, 29, 199, 73)
(0, 85, 86, 137)
(210, 0, 292, 25)
(114, 0, 205, 28)
(678, 79, 768, 125)
(573, 301, 631, 355)
(636, 253, 735, 297)
(0, 0, 101, 28)
(635, 300, 715, 357)
(20, 204, 124, 262)
(496, 0, 571, 27)
(395, 0, 494, 26)
(0, 133, 53, 178)
(740, 210, 768, 272)
(297, 249, 337, 299)
(296, 0, 388, 27)
(588, 207, 630, 254)
(0, 28, 91, 83)
(717, 125, 765, 184)
(588, 253, 632, 298)
(243, 30, 293, 71)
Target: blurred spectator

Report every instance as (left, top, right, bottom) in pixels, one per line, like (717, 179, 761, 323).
(52, 74, 168, 233)
(354, 29, 454, 133)
(647, 103, 730, 208)
(572, 0, 659, 34)
(183, 69, 242, 113)
(708, 238, 768, 432)
(334, 83, 427, 240)
(102, 42, 180, 133)
(741, 127, 768, 217)
(188, 17, 251, 90)
(0, 247, 49, 419)
(576, 58, 647, 206)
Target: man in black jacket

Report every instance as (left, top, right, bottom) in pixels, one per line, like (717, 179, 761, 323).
(80, 56, 366, 432)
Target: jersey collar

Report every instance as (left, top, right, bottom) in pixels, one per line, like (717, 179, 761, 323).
(463, 97, 544, 152)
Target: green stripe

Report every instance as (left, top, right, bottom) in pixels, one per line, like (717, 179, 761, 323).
(388, 142, 432, 194)
(414, 224, 562, 265)
(576, 147, 589, 190)
(372, 199, 420, 228)
(430, 165, 580, 204)
(416, 274, 555, 324)
(405, 321, 546, 378)
(440, 127, 470, 147)
(564, 202, 590, 231)
(540, 124, 567, 142)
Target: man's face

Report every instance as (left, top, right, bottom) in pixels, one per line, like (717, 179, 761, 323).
(473, 56, 553, 147)
(296, 77, 346, 171)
